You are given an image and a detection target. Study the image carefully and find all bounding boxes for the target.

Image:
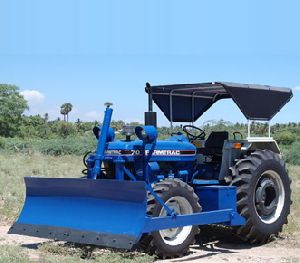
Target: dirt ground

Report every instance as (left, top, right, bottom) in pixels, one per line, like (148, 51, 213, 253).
(1, 225, 300, 263)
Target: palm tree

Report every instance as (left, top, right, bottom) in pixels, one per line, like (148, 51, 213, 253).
(60, 107, 67, 121)
(44, 113, 49, 122)
(60, 103, 73, 122)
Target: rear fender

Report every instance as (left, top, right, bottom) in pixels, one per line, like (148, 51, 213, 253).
(245, 138, 281, 154)
(219, 139, 281, 181)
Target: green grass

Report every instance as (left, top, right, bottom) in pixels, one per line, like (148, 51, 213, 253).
(38, 242, 154, 263)
(282, 165, 300, 236)
(0, 153, 83, 222)
(0, 137, 97, 156)
(0, 243, 154, 263)
(0, 245, 31, 263)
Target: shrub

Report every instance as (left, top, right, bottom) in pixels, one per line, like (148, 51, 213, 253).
(275, 131, 296, 145)
(0, 136, 97, 156)
(285, 141, 300, 165)
(51, 122, 77, 138)
(35, 137, 96, 156)
(0, 137, 5, 149)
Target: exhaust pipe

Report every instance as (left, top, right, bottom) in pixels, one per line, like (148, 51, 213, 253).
(145, 83, 157, 127)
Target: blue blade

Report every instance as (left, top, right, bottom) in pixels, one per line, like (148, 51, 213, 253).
(9, 177, 147, 249)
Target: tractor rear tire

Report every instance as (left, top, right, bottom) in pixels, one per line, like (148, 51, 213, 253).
(139, 179, 201, 259)
(231, 150, 291, 244)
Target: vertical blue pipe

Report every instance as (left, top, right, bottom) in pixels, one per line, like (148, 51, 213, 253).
(115, 158, 125, 180)
(91, 107, 113, 179)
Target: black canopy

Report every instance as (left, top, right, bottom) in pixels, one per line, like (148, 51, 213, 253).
(145, 82, 293, 122)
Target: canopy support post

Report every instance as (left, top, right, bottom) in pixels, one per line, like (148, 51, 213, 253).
(170, 92, 173, 130)
(268, 121, 271, 138)
(191, 92, 195, 126)
(148, 92, 153, 112)
(247, 119, 251, 138)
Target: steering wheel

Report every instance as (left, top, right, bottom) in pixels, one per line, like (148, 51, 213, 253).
(183, 125, 206, 141)
(233, 131, 243, 140)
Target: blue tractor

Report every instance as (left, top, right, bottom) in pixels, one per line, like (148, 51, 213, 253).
(10, 82, 293, 258)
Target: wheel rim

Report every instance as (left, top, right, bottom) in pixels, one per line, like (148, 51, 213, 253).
(254, 170, 285, 224)
(159, 196, 193, 246)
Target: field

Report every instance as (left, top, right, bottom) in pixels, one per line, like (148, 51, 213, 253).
(0, 153, 300, 263)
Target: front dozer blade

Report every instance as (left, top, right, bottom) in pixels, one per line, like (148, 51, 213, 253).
(9, 177, 147, 250)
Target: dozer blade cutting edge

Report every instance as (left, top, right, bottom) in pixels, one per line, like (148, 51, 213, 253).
(9, 177, 147, 249)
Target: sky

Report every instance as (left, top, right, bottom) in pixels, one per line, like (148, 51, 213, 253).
(0, 0, 299, 126)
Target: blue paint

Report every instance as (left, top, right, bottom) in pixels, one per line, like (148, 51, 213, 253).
(89, 106, 113, 179)
(114, 158, 125, 180)
(105, 139, 196, 163)
(193, 179, 220, 185)
(123, 167, 136, 181)
(16, 177, 244, 245)
(195, 185, 238, 212)
(135, 125, 158, 144)
(19, 197, 145, 236)
(143, 209, 245, 233)
(146, 183, 175, 217)
(17, 178, 147, 239)
(12, 105, 248, 249)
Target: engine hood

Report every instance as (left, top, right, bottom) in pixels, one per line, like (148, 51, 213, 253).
(105, 136, 196, 162)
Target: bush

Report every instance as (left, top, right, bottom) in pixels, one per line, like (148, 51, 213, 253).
(35, 137, 96, 156)
(285, 141, 300, 165)
(51, 122, 77, 138)
(275, 131, 296, 145)
(0, 136, 97, 156)
(0, 137, 5, 149)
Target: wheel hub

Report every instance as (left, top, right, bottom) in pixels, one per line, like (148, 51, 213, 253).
(159, 196, 193, 246)
(255, 170, 285, 224)
(255, 178, 279, 216)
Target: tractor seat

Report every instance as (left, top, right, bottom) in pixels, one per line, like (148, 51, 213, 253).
(198, 131, 229, 157)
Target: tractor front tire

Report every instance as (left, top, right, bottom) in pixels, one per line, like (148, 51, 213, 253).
(231, 150, 291, 244)
(139, 179, 201, 259)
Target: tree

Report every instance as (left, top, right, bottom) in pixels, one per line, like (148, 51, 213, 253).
(111, 120, 125, 131)
(50, 121, 77, 138)
(44, 113, 49, 122)
(60, 103, 73, 122)
(19, 114, 50, 138)
(0, 84, 28, 137)
(275, 131, 296, 145)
